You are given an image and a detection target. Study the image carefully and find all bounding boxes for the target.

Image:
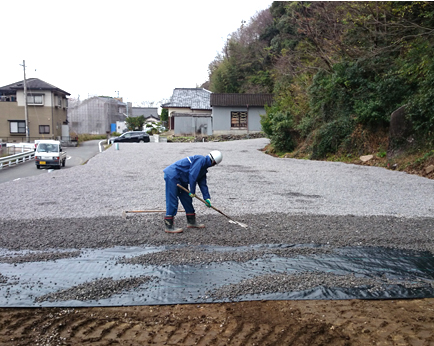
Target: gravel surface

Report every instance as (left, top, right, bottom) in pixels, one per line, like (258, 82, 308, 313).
(0, 251, 81, 264)
(1, 138, 434, 303)
(117, 245, 333, 267)
(35, 276, 158, 303)
(1, 138, 433, 220)
(206, 272, 434, 301)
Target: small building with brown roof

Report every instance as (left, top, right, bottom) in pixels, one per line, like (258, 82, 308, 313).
(210, 93, 273, 135)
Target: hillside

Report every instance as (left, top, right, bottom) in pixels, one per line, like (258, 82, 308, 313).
(203, 1, 434, 171)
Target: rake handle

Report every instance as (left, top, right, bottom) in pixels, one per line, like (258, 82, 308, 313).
(176, 184, 232, 220)
(125, 210, 185, 213)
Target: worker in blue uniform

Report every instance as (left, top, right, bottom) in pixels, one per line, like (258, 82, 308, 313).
(163, 150, 223, 233)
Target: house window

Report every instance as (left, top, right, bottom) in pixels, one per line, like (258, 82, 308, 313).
(231, 111, 248, 128)
(39, 125, 50, 134)
(27, 94, 44, 105)
(9, 120, 26, 134)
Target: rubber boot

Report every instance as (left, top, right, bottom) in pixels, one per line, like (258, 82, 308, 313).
(164, 216, 183, 233)
(186, 213, 205, 228)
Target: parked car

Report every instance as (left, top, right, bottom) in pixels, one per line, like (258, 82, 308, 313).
(109, 131, 150, 144)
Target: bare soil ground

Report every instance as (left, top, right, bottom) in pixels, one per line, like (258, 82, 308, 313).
(1, 299, 434, 345)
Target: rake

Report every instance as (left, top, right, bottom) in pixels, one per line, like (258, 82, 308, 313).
(122, 210, 185, 219)
(177, 184, 248, 228)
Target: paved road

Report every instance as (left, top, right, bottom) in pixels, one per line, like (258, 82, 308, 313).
(0, 140, 102, 184)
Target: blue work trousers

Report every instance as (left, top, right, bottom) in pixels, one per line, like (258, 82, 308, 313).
(164, 173, 195, 217)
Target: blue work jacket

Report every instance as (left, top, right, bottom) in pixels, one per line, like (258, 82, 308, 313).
(163, 155, 213, 199)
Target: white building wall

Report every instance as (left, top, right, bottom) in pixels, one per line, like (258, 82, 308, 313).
(16, 90, 53, 107)
(212, 106, 265, 135)
(174, 116, 212, 136)
(116, 121, 127, 133)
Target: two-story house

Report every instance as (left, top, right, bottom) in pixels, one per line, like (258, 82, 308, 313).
(0, 78, 70, 142)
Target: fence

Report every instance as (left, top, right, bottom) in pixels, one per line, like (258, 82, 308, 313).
(0, 136, 78, 143)
(0, 150, 35, 170)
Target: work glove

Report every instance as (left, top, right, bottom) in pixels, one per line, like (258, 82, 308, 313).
(205, 199, 211, 208)
(189, 193, 196, 198)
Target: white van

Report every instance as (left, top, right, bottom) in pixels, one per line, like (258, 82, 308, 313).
(34, 140, 67, 169)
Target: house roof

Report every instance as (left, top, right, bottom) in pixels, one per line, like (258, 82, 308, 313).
(210, 93, 273, 107)
(0, 78, 70, 96)
(144, 115, 160, 121)
(162, 88, 212, 110)
(131, 107, 159, 119)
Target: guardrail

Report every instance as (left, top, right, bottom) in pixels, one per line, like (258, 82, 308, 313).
(0, 136, 78, 142)
(0, 151, 35, 170)
(99, 140, 109, 152)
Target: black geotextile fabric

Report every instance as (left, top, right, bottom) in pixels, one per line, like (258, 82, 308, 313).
(0, 245, 433, 307)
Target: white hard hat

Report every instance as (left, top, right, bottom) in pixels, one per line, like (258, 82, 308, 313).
(209, 150, 223, 165)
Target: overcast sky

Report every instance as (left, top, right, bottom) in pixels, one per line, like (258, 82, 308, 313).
(1, 0, 272, 108)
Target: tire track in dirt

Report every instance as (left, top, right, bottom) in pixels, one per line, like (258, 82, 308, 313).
(1, 299, 434, 345)
(0, 306, 350, 346)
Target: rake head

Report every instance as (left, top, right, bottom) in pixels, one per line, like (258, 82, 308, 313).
(229, 220, 248, 228)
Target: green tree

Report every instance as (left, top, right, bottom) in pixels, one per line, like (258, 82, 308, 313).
(208, 9, 275, 93)
(125, 116, 145, 131)
(261, 104, 295, 152)
(209, 57, 242, 93)
(160, 108, 168, 122)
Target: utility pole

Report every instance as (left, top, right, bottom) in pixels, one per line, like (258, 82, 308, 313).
(20, 60, 30, 142)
